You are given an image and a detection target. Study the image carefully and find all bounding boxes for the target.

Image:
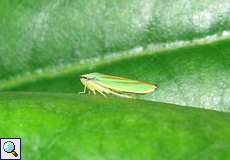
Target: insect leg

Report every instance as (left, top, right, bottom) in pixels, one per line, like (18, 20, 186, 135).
(85, 81, 106, 97)
(108, 90, 132, 98)
(79, 85, 87, 94)
(95, 89, 106, 97)
(88, 89, 96, 95)
(92, 83, 129, 98)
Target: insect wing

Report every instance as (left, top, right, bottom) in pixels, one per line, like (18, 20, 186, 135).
(94, 73, 157, 94)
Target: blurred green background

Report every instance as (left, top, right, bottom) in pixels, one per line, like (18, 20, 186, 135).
(0, 0, 230, 159)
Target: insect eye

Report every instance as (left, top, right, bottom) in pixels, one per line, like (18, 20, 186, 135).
(80, 76, 87, 79)
(80, 76, 95, 80)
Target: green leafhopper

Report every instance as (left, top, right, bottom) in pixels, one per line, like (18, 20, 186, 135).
(80, 73, 157, 98)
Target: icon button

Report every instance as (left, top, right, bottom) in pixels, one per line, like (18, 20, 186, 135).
(3, 141, 18, 157)
(0, 138, 21, 160)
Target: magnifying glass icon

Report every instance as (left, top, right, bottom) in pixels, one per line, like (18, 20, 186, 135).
(3, 141, 18, 157)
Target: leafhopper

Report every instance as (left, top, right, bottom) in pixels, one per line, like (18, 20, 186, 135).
(80, 73, 157, 98)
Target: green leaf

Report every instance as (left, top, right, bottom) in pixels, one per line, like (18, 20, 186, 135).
(1, 0, 230, 111)
(1, 0, 230, 80)
(0, 92, 230, 160)
(0, 0, 230, 159)
(2, 39, 230, 112)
